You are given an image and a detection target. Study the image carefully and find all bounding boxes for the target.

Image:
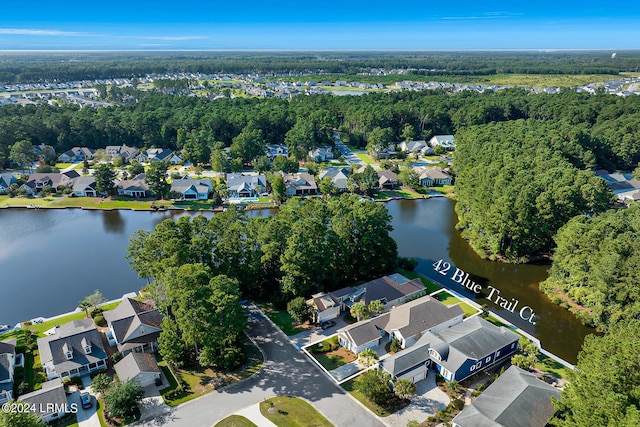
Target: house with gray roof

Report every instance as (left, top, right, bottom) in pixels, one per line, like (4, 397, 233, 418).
(0, 339, 17, 405)
(283, 172, 318, 196)
(452, 365, 560, 427)
(21, 171, 80, 195)
(265, 144, 289, 161)
(399, 140, 429, 154)
(37, 319, 107, 380)
(72, 176, 99, 197)
(338, 294, 462, 354)
(309, 274, 426, 323)
(58, 146, 95, 163)
(0, 173, 18, 194)
(318, 167, 350, 192)
(170, 177, 212, 200)
(106, 144, 140, 162)
(378, 170, 400, 189)
(413, 166, 453, 186)
(309, 146, 334, 162)
(424, 316, 520, 382)
(227, 173, 267, 198)
(429, 135, 456, 151)
(17, 378, 68, 424)
(380, 339, 431, 384)
(103, 298, 163, 355)
(114, 352, 161, 387)
(117, 174, 150, 198)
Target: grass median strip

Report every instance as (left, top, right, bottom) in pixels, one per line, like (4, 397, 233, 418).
(260, 396, 334, 427)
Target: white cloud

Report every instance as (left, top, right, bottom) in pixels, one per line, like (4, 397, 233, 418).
(0, 28, 92, 36)
(133, 35, 208, 41)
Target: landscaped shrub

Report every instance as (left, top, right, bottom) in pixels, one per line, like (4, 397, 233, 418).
(93, 313, 106, 327)
(390, 337, 402, 353)
(452, 398, 465, 410)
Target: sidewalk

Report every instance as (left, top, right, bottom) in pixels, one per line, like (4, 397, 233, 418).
(234, 403, 278, 427)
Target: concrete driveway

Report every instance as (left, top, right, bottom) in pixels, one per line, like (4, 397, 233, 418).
(385, 373, 450, 427)
(289, 316, 348, 350)
(138, 384, 171, 421)
(133, 303, 385, 427)
(70, 389, 100, 427)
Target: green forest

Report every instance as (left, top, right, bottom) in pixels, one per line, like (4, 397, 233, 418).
(1, 50, 638, 83)
(126, 196, 397, 367)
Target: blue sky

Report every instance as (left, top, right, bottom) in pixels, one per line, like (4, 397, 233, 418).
(1, 1, 639, 50)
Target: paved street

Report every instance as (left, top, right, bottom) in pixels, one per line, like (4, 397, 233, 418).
(333, 131, 364, 166)
(134, 304, 385, 427)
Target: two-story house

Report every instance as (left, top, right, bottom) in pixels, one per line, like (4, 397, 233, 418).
(103, 298, 163, 356)
(37, 319, 107, 380)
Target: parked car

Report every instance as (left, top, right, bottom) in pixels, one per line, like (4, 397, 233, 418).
(320, 320, 336, 330)
(80, 392, 92, 409)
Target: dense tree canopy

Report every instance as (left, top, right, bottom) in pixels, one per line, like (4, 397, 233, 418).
(454, 119, 613, 261)
(550, 320, 640, 427)
(541, 204, 640, 331)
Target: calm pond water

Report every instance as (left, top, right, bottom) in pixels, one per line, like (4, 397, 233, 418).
(0, 199, 593, 362)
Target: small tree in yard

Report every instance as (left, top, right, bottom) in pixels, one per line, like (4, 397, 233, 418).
(103, 379, 144, 419)
(350, 301, 368, 322)
(81, 290, 106, 312)
(287, 297, 311, 324)
(355, 370, 393, 405)
(358, 348, 379, 367)
(368, 300, 385, 316)
(0, 407, 44, 427)
(511, 337, 539, 370)
(389, 337, 402, 353)
(394, 378, 417, 400)
(91, 373, 111, 395)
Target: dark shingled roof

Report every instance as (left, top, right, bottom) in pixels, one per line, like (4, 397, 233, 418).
(37, 319, 107, 374)
(18, 379, 67, 415)
(453, 365, 560, 427)
(114, 352, 160, 382)
(338, 321, 381, 347)
(103, 298, 163, 346)
(380, 340, 431, 377)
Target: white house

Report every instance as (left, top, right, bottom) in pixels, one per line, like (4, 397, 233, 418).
(429, 135, 456, 150)
(413, 166, 453, 186)
(308, 146, 334, 162)
(170, 177, 212, 200)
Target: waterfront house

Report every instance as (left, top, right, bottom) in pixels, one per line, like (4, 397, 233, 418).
(114, 352, 161, 387)
(452, 365, 560, 427)
(116, 174, 150, 198)
(0, 173, 18, 194)
(399, 140, 427, 153)
(72, 176, 99, 197)
(378, 170, 400, 189)
(103, 298, 163, 355)
(21, 170, 80, 195)
(57, 146, 95, 163)
(414, 166, 453, 186)
(17, 379, 68, 424)
(0, 339, 17, 405)
(227, 173, 267, 198)
(310, 273, 426, 322)
(283, 172, 318, 196)
(170, 177, 212, 200)
(38, 319, 107, 380)
(337, 294, 462, 354)
(106, 144, 140, 162)
(424, 316, 519, 382)
(318, 167, 350, 192)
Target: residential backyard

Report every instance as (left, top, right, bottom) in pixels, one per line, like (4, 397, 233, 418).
(432, 290, 481, 318)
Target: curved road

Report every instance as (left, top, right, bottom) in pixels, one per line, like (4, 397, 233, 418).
(135, 304, 385, 427)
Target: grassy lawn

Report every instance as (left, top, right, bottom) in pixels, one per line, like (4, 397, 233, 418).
(257, 303, 304, 336)
(0, 195, 218, 211)
(97, 300, 122, 312)
(395, 268, 442, 293)
(54, 163, 73, 169)
(214, 415, 258, 427)
(534, 353, 574, 380)
(308, 336, 355, 371)
(260, 396, 334, 427)
(355, 153, 375, 164)
(341, 379, 409, 417)
(481, 73, 620, 88)
(432, 291, 481, 317)
(159, 334, 263, 407)
(96, 396, 139, 427)
(50, 414, 79, 427)
(374, 189, 425, 200)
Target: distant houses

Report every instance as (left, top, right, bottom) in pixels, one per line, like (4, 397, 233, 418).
(283, 172, 318, 196)
(106, 144, 140, 162)
(265, 144, 289, 161)
(58, 147, 95, 163)
(595, 169, 640, 202)
(0, 173, 18, 194)
(116, 174, 150, 198)
(429, 135, 456, 151)
(308, 146, 334, 162)
(318, 167, 350, 192)
(21, 170, 80, 195)
(413, 166, 453, 186)
(170, 177, 212, 200)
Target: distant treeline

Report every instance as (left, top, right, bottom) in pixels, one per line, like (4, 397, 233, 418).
(0, 51, 638, 84)
(2, 88, 640, 172)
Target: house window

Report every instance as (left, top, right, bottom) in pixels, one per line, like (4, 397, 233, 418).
(512, 343, 516, 349)
(84, 345, 92, 354)
(486, 356, 491, 363)
(496, 351, 500, 357)
(470, 364, 476, 372)
(475, 361, 482, 369)
(66, 351, 73, 360)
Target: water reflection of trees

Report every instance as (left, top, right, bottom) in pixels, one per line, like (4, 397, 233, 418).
(102, 210, 124, 234)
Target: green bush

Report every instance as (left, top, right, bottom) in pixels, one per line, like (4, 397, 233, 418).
(390, 337, 402, 353)
(93, 314, 106, 327)
(452, 398, 465, 410)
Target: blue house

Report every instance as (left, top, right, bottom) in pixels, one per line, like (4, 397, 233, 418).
(424, 316, 520, 382)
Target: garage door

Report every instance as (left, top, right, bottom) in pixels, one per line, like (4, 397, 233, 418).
(137, 373, 156, 387)
(411, 370, 427, 384)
